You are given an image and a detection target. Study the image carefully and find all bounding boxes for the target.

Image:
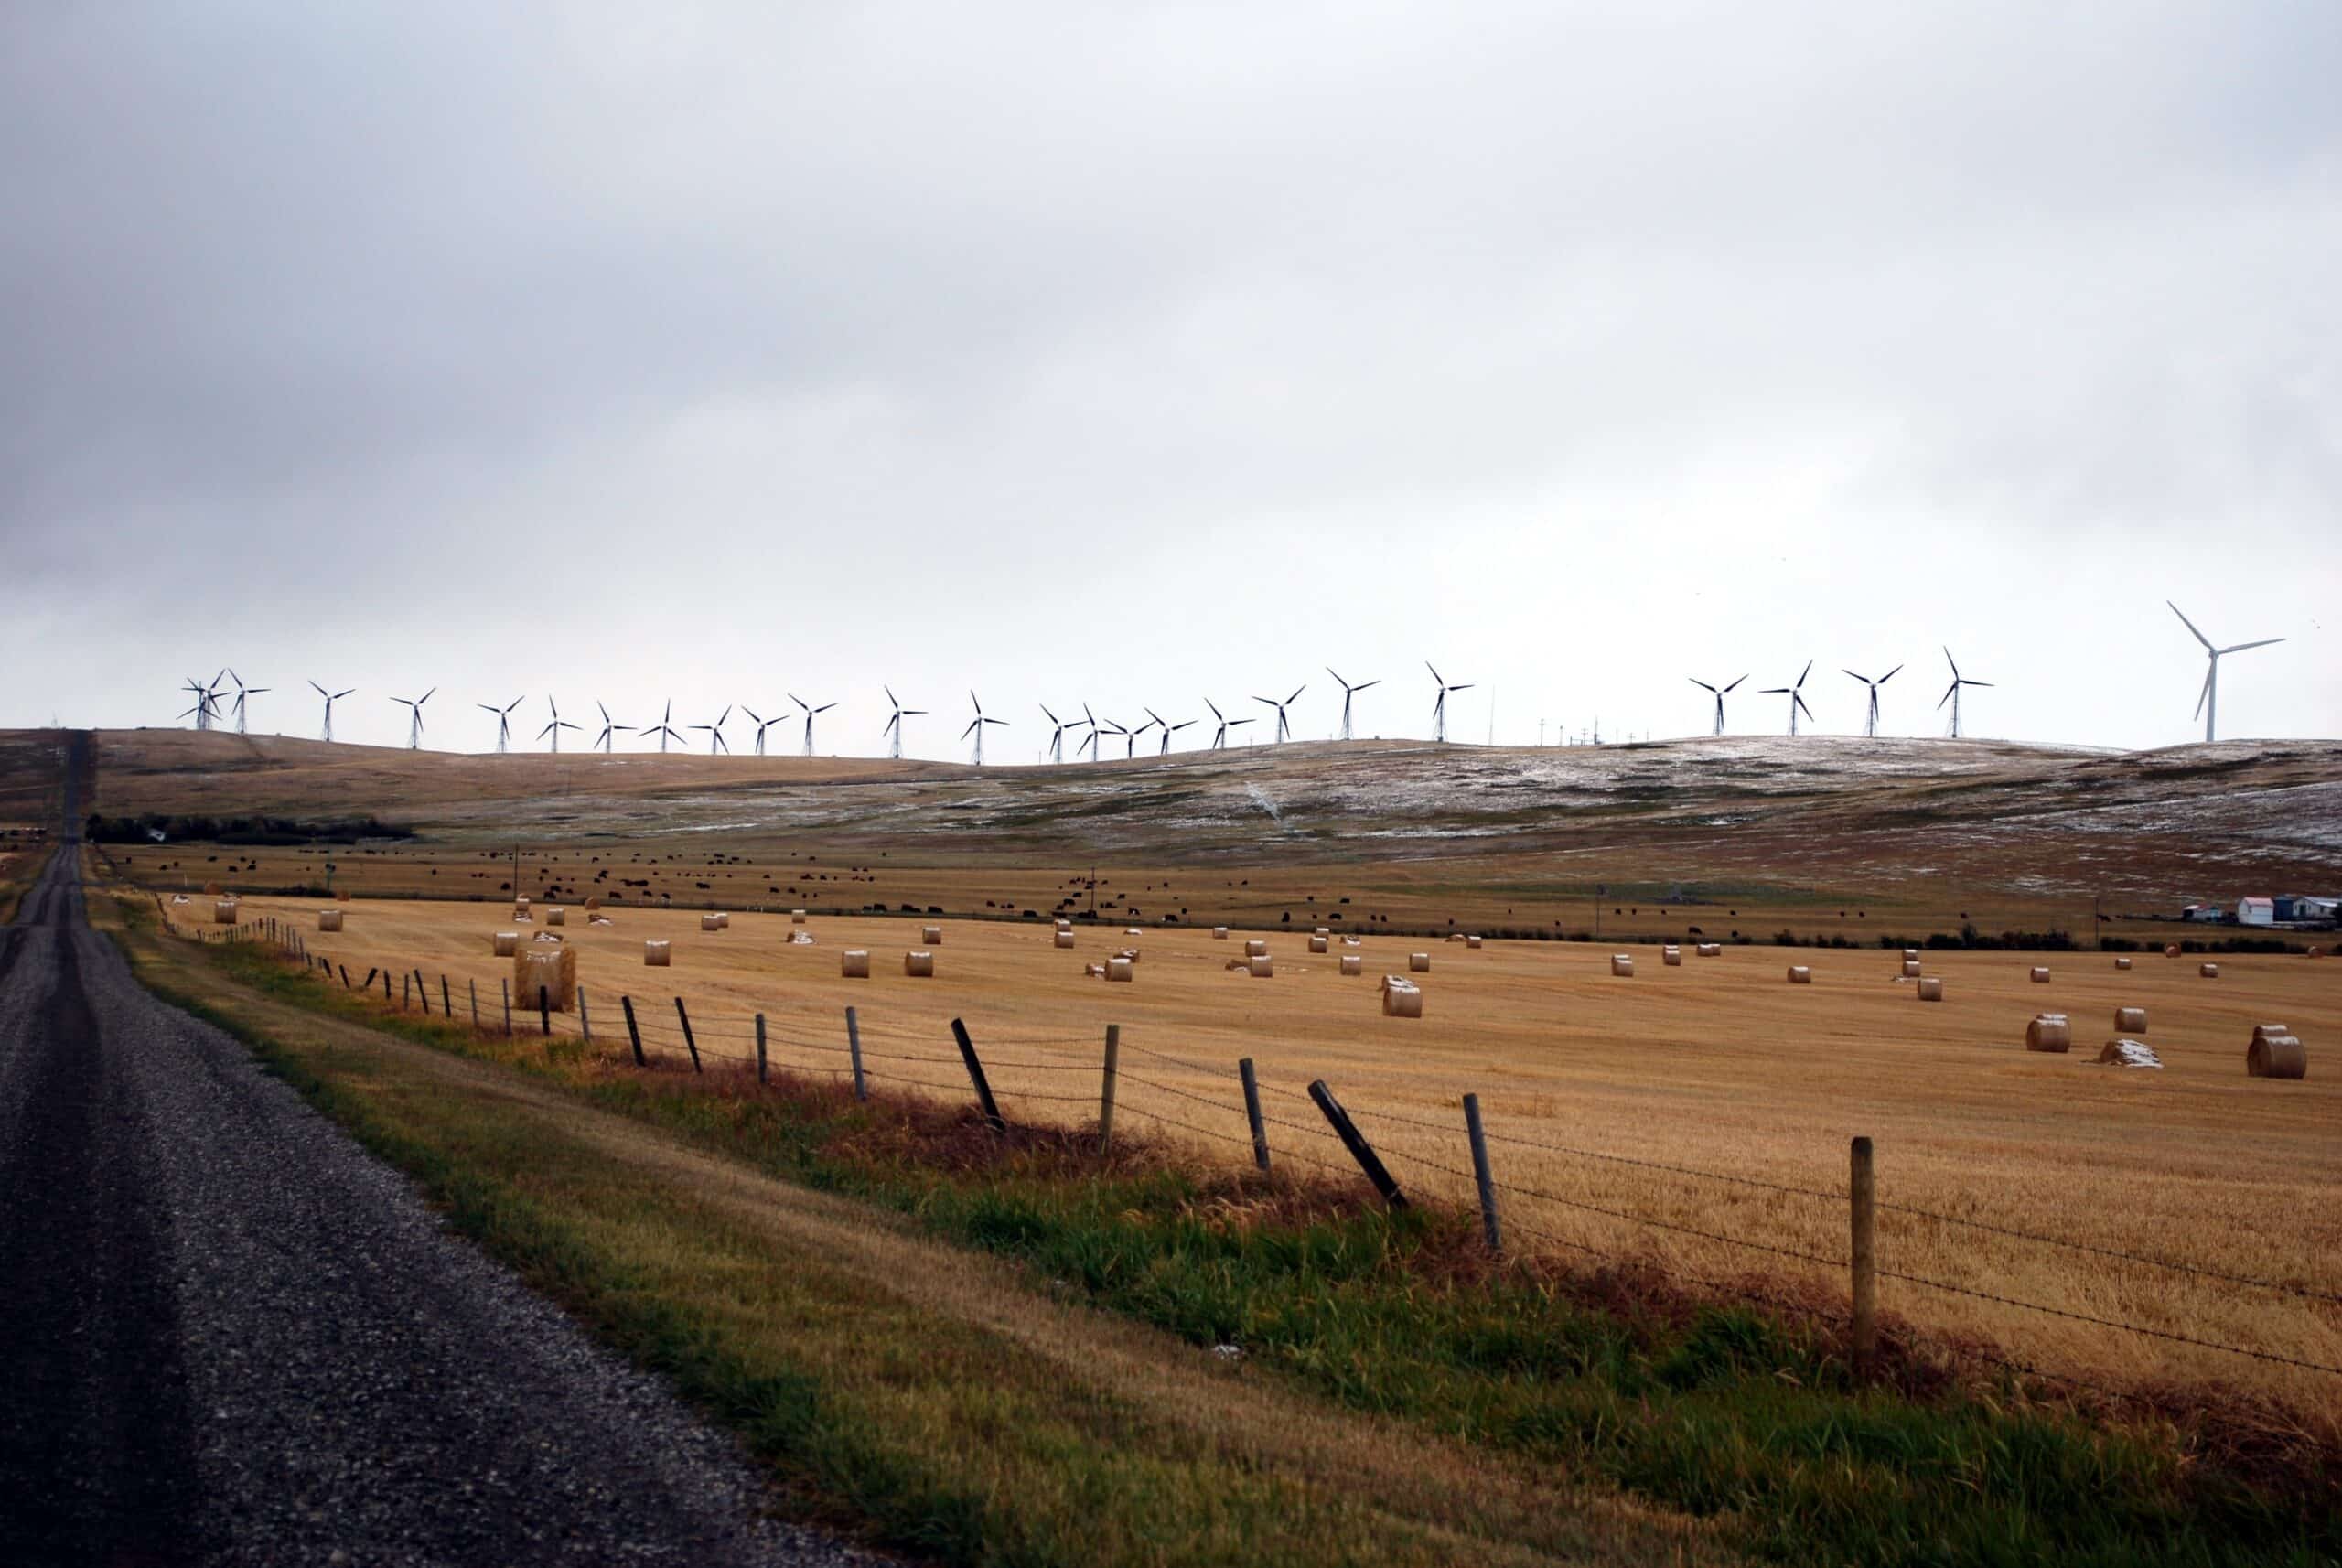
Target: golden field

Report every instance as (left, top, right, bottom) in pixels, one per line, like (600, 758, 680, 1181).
(165, 886, 2342, 1414)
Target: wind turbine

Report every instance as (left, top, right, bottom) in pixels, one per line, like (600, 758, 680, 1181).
(537, 696, 583, 753)
(392, 688, 435, 750)
(1326, 668, 1380, 741)
(1040, 704, 1071, 763)
(1937, 648, 1993, 739)
(1150, 711, 1198, 755)
(478, 695, 525, 754)
(962, 691, 1009, 765)
(687, 706, 731, 755)
(1688, 675, 1746, 736)
(592, 703, 628, 753)
(177, 676, 220, 730)
(1427, 663, 1472, 744)
(1077, 704, 1106, 761)
(1129, 712, 1161, 758)
(1758, 661, 1816, 736)
(1206, 699, 1254, 750)
(225, 670, 268, 734)
(790, 693, 836, 757)
(643, 701, 686, 753)
(744, 706, 788, 757)
(1253, 683, 1305, 744)
(1842, 665, 1901, 738)
(309, 680, 353, 742)
(882, 688, 926, 760)
(2167, 602, 2283, 743)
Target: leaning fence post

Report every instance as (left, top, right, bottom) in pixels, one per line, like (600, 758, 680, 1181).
(501, 979, 512, 1036)
(577, 986, 592, 1047)
(1239, 1058, 1271, 1173)
(383, 969, 393, 1005)
(951, 1017, 1005, 1133)
(538, 983, 551, 1037)
(469, 979, 480, 1032)
(674, 996, 702, 1072)
(339, 964, 352, 989)
(1099, 1024, 1120, 1153)
(622, 995, 645, 1066)
(755, 1014, 768, 1084)
(844, 1006, 866, 1101)
(441, 974, 452, 1019)
(416, 969, 430, 1015)
(1463, 1093, 1501, 1252)
(1851, 1135, 1876, 1379)
(1307, 1079, 1409, 1209)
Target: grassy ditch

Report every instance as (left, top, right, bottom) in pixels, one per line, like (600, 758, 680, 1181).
(130, 912, 2342, 1566)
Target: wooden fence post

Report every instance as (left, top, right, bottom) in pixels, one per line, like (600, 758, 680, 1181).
(501, 978, 512, 1036)
(621, 995, 645, 1067)
(538, 984, 551, 1037)
(415, 969, 430, 1015)
(1851, 1135, 1876, 1379)
(845, 1006, 866, 1101)
(1463, 1093, 1501, 1253)
(383, 969, 393, 1005)
(1099, 1024, 1120, 1153)
(577, 986, 592, 1047)
(401, 972, 411, 1011)
(1239, 1058, 1270, 1173)
(469, 979, 480, 1032)
(339, 964, 352, 989)
(951, 1017, 1005, 1133)
(755, 1014, 768, 1084)
(441, 974, 452, 1019)
(1307, 1079, 1409, 1209)
(674, 997, 702, 1072)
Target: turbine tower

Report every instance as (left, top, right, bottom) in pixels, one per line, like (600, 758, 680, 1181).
(1206, 699, 1254, 750)
(538, 696, 583, 753)
(643, 701, 685, 753)
(790, 693, 836, 757)
(1326, 668, 1380, 741)
(177, 677, 218, 730)
(882, 688, 926, 760)
(392, 688, 435, 750)
(687, 706, 731, 755)
(226, 670, 268, 735)
(1253, 683, 1305, 743)
(1427, 663, 1472, 744)
(1687, 675, 1746, 736)
(309, 680, 353, 742)
(592, 703, 628, 753)
(478, 696, 524, 754)
(1937, 648, 1993, 739)
(1758, 661, 1816, 736)
(2167, 601, 2283, 743)
(962, 691, 1008, 765)
(1842, 665, 1900, 738)
(1040, 704, 1070, 763)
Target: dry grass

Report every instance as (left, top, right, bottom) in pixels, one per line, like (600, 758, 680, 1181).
(191, 892, 2342, 1417)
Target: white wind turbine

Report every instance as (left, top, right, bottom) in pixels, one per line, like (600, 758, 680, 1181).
(1252, 683, 1305, 744)
(1758, 660, 1816, 736)
(2167, 601, 2283, 744)
(1326, 668, 1379, 741)
(309, 680, 354, 742)
(962, 691, 1009, 765)
(1937, 648, 1993, 739)
(225, 670, 268, 734)
(1205, 698, 1253, 750)
(1688, 674, 1746, 736)
(478, 695, 524, 754)
(642, 701, 685, 753)
(592, 703, 628, 753)
(1145, 708, 1197, 755)
(1040, 704, 1071, 763)
(1427, 663, 1472, 743)
(392, 688, 435, 750)
(177, 675, 220, 730)
(539, 696, 582, 753)
(744, 706, 787, 757)
(790, 693, 836, 757)
(882, 688, 925, 760)
(1842, 665, 1901, 738)
(688, 706, 732, 755)
(1076, 704, 1106, 761)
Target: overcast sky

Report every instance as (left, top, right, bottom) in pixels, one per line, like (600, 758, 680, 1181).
(4, 2, 2336, 758)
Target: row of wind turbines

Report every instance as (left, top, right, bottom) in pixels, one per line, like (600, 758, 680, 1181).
(174, 602, 2282, 759)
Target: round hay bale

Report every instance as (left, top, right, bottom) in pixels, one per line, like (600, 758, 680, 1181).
(2028, 966, 2050, 983)
(2165, 944, 2181, 959)
(2097, 1038, 2162, 1069)
(1085, 962, 1107, 978)
(1055, 918, 1072, 933)
(532, 931, 563, 944)
(2251, 1023, 2292, 1044)
(213, 897, 240, 924)
(1117, 948, 1140, 963)
(1213, 927, 1229, 940)
(1697, 942, 1723, 958)
(494, 931, 520, 957)
(1308, 935, 1329, 953)
(642, 940, 671, 966)
(904, 950, 934, 977)
(318, 909, 344, 932)
(1245, 939, 1269, 958)
(2025, 1014, 2071, 1053)
(1316, 927, 1330, 936)
(1408, 952, 1431, 973)
(514, 897, 532, 913)
(1902, 948, 1919, 961)
(1465, 934, 1484, 950)
(841, 949, 871, 979)
(715, 911, 731, 929)
(2114, 956, 2133, 971)
(2305, 945, 2323, 959)
(1662, 946, 1681, 966)
(2199, 961, 2219, 979)
(547, 907, 566, 927)
(1248, 954, 1274, 978)
(1123, 927, 1142, 937)
(1900, 960, 1921, 978)
(791, 908, 807, 923)
(1107, 956, 1134, 983)
(922, 925, 943, 944)
(584, 897, 603, 911)
(1381, 980, 1423, 1018)
(1055, 930, 1076, 949)
(514, 946, 576, 1011)
(2248, 1033, 2306, 1079)
(2113, 1005, 2147, 1033)
(1611, 954, 1635, 977)
(1916, 977, 1944, 1002)
(1339, 953, 1364, 976)
(1343, 936, 1361, 948)
(701, 913, 723, 932)
(203, 880, 223, 896)
(1786, 965, 1811, 984)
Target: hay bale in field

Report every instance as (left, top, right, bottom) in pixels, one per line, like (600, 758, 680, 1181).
(1381, 979, 1423, 1018)
(2165, 944, 2181, 959)
(1786, 964, 1811, 984)
(1900, 959, 1921, 978)
(2113, 1005, 2147, 1033)
(1245, 939, 1269, 958)
(924, 925, 943, 943)
(2025, 1014, 2070, 1053)
(1107, 956, 1133, 983)
(513, 944, 576, 1011)
(334, 889, 350, 902)
(2097, 1039, 2162, 1069)
(786, 929, 811, 943)
(2199, 962, 2219, 979)
(1214, 927, 1229, 940)
(1248, 954, 1274, 978)
(792, 909, 807, 923)
(1917, 977, 1944, 1002)
(2247, 1028, 2306, 1079)
(2306, 945, 2323, 959)
(1697, 942, 1722, 958)
(1662, 946, 1681, 966)
(1117, 948, 1140, 964)
(1445, 932, 1464, 943)
(1339, 954, 1364, 976)
(532, 931, 563, 944)
(1055, 918, 1071, 932)
(171, 894, 189, 905)
(592, 914, 614, 927)
(904, 950, 935, 977)
(715, 912, 731, 929)
(1465, 934, 1484, 950)
(2029, 965, 2050, 983)
(1055, 930, 1076, 949)
(203, 880, 222, 896)
(1902, 948, 1918, 961)
(584, 897, 602, 911)
(318, 909, 344, 932)
(1343, 936, 1361, 948)
(2114, 956, 2133, 971)
(841, 950, 870, 979)
(493, 931, 520, 957)
(1308, 934, 1329, 953)
(213, 898, 239, 924)
(1612, 953, 1635, 977)
(546, 907, 566, 927)
(701, 913, 723, 932)
(1224, 958, 1250, 972)
(513, 897, 531, 914)
(1086, 963, 1107, 978)
(1409, 952, 1430, 972)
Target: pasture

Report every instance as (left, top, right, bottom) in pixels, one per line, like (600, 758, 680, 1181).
(184, 889, 2342, 1414)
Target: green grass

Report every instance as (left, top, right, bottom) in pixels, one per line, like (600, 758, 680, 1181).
(176, 932, 2342, 1566)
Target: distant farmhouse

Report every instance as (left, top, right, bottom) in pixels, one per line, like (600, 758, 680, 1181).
(2185, 894, 2338, 928)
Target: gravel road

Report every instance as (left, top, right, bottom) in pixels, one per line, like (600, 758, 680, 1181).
(0, 739, 877, 1566)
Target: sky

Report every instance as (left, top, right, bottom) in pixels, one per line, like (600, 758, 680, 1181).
(3, 1, 2337, 759)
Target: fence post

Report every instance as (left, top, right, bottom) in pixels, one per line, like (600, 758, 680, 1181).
(339, 964, 352, 989)
(755, 1014, 768, 1084)
(1239, 1058, 1270, 1173)
(1851, 1135, 1876, 1379)
(845, 1006, 866, 1101)
(383, 969, 393, 1005)
(674, 997, 702, 1072)
(1463, 1093, 1501, 1253)
(469, 978, 480, 1032)
(577, 986, 592, 1046)
(1306, 1079, 1409, 1209)
(401, 972, 411, 1011)
(1099, 1024, 1120, 1153)
(622, 995, 645, 1066)
(538, 984, 551, 1037)
(416, 969, 430, 1015)
(950, 1017, 1005, 1133)
(441, 974, 452, 1019)
(501, 979, 512, 1036)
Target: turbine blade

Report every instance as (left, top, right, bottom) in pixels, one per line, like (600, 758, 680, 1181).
(1724, 676, 1746, 692)
(2218, 638, 2283, 654)
(1691, 678, 1716, 692)
(2166, 600, 2212, 649)
(2193, 666, 2212, 720)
